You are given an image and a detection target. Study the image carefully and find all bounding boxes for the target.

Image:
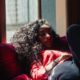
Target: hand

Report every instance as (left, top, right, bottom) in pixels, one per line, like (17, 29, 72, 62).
(59, 53, 72, 61)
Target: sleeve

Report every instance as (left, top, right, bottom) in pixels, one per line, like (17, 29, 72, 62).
(41, 50, 61, 66)
(41, 50, 69, 66)
(30, 61, 48, 80)
(52, 50, 70, 57)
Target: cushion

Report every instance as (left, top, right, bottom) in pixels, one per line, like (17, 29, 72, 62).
(0, 44, 21, 80)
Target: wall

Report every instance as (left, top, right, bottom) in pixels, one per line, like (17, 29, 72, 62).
(56, 0, 67, 36)
(41, 0, 67, 36)
(41, 0, 56, 31)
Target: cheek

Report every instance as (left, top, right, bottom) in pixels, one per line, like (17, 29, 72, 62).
(39, 36, 45, 43)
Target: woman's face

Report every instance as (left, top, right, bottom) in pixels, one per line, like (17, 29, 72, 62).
(38, 24, 53, 49)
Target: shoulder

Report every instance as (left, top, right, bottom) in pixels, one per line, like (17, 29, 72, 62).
(60, 36, 68, 44)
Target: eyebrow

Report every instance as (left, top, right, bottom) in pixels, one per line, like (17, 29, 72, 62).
(39, 27, 51, 30)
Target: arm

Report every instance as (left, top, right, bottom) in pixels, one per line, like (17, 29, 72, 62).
(45, 55, 63, 75)
(45, 52, 72, 75)
(30, 61, 47, 80)
(30, 50, 72, 79)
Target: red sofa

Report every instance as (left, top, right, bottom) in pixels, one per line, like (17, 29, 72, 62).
(0, 37, 69, 80)
(0, 44, 27, 80)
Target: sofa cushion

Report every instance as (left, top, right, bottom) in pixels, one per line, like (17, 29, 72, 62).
(0, 44, 21, 80)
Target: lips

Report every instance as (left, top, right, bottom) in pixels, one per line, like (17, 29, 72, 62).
(45, 38, 52, 43)
(44, 39, 52, 46)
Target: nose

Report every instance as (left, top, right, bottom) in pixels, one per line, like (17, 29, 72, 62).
(46, 33, 51, 38)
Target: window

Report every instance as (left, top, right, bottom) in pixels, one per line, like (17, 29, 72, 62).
(5, 0, 38, 42)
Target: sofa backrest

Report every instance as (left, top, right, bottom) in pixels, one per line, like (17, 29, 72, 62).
(0, 44, 22, 80)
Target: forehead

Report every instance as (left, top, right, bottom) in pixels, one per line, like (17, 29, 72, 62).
(40, 24, 50, 28)
(39, 24, 51, 31)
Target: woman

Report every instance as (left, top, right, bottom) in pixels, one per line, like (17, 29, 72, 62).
(11, 19, 71, 80)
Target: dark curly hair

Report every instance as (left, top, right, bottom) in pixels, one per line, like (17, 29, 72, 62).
(10, 19, 68, 64)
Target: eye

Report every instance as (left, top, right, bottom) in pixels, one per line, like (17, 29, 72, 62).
(48, 31, 52, 35)
(39, 32, 45, 36)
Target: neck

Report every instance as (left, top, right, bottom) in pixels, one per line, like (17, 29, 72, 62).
(43, 46, 53, 50)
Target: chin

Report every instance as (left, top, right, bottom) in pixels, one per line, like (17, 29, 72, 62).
(45, 45, 52, 49)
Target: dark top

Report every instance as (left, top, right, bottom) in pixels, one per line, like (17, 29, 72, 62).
(49, 60, 80, 80)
